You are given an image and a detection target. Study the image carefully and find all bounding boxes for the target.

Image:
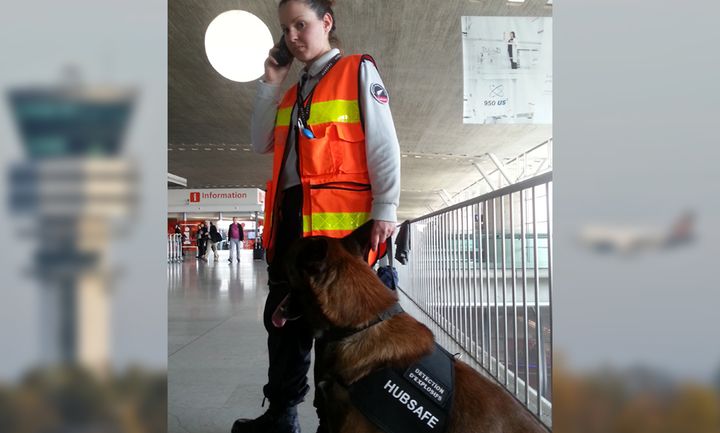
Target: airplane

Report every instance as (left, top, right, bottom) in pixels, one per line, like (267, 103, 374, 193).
(577, 211, 695, 255)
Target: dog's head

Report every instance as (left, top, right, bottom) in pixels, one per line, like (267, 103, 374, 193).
(277, 220, 398, 332)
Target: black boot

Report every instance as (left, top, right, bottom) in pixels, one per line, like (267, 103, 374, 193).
(231, 405, 300, 433)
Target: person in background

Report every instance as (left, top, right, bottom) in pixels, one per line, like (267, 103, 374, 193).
(174, 223, 186, 256)
(228, 217, 245, 263)
(197, 222, 209, 261)
(206, 220, 221, 261)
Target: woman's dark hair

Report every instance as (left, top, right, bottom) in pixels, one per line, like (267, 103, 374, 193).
(279, 0, 339, 46)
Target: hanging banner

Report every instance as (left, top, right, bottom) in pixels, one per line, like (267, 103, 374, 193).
(462, 16, 552, 124)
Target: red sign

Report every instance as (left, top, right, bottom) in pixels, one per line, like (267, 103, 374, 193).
(189, 192, 200, 202)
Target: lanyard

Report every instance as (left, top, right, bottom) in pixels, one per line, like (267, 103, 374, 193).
(295, 53, 342, 139)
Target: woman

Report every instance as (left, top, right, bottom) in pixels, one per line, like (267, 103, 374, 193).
(508, 30, 518, 69)
(232, 1, 400, 432)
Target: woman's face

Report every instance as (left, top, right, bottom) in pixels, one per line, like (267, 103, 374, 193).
(279, 0, 332, 64)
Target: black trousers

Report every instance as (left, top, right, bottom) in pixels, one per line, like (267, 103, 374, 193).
(197, 238, 207, 257)
(261, 185, 325, 417)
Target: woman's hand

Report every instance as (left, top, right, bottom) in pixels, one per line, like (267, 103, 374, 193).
(370, 220, 396, 252)
(263, 48, 292, 85)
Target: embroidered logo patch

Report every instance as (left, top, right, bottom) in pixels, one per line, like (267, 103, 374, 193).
(371, 83, 389, 104)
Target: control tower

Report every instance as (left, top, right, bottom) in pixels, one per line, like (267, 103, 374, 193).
(8, 83, 137, 372)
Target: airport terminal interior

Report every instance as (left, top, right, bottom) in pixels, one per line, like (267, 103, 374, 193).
(168, 1, 553, 432)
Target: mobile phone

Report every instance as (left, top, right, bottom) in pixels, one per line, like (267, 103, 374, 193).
(272, 35, 293, 67)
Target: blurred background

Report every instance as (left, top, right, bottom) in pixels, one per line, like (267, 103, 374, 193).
(0, 1, 166, 432)
(554, 0, 720, 432)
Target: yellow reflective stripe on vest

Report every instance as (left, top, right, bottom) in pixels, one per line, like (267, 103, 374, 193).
(276, 106, 293, 127)
(274, 100, 359, 127)
(303, 212, 371, 233)
(307, 100, 360, 125)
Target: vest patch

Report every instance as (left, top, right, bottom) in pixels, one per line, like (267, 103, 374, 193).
(371, 83, 389, 104)
(348, 344, 454, 433)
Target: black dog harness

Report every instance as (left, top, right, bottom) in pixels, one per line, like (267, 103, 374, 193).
(325, 304, 455, 433)
(348, 343, 455, 433)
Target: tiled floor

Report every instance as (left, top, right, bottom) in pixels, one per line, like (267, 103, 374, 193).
(168, 249, 319, 433)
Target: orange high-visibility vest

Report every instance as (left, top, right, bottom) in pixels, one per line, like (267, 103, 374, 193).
(263, 54, 385, 263)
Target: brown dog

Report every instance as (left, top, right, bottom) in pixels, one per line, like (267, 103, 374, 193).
(279, 221, 549, 433)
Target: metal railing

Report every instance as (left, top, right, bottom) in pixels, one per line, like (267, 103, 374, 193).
(167, 234, 183, 263)
(395, 171, 552, 427)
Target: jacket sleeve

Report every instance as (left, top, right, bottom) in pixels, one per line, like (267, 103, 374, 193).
(359, 58, 401, 223)
(251, 80, 283, 154)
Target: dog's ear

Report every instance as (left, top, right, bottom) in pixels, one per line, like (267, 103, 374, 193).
(341, 219, 374, 258)
(296, 237, 329, 276)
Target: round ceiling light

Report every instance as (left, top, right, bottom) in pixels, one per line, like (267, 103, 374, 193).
(204, 10, 273, 82)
